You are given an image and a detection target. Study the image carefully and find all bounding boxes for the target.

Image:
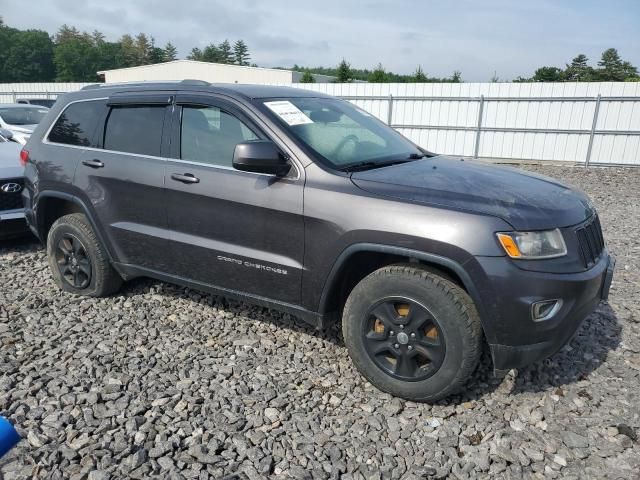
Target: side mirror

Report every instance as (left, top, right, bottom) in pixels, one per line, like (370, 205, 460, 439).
(0, 128, 13, 140)
(233, 140, 291, 177)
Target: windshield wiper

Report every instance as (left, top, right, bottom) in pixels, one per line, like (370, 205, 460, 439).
(339, 160, 410, 172)
(339, 153, 425, 172)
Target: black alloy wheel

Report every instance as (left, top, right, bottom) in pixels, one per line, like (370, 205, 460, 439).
(363, 297, 445, 381)
(54, 233, 92, 289)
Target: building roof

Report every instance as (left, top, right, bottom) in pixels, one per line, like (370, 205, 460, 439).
(98, 59, 301, 76)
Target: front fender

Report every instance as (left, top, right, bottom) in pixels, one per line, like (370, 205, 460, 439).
(315, 242, 501, 345)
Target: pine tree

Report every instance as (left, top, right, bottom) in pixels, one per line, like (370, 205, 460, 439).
(91, 30, 105, 45)
(368, 63, 387, 83)
(118, 34, 138, 67)
(451, 70, 462, 83)
(233, 40, 250, 66)
(564, 54, 592, 81)
(219, 39, 233, 64)
(187, 47, 203, 61)
(336, 59, 352, 82)
(134, 33, 152, 64)
(411, 65, 427, 82)
(202, 43, 223, 62)
(163, 42, 178, 61)
(531, 66, 564, 82)
(55, 25, 81, 43)
(299, 70, 315, 83)
(597, 48, 638, 81)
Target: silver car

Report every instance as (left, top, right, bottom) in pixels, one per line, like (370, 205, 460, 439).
(0, 128, 28, 239)
(0, 104, 50, 145)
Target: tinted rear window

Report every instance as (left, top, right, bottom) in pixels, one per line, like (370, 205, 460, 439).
(48, 100, 105, 146)
(103, 106, 165, 156)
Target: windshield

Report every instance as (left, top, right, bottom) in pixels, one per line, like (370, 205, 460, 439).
(0, 107, 49, 126)
(261, 97, 422, 169)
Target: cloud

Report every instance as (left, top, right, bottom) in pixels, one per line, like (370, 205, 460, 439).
(2, 0, 639, 81)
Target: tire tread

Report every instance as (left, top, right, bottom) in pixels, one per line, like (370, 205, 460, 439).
(47, 213, 122, 297)
(342, 263, 482, 401)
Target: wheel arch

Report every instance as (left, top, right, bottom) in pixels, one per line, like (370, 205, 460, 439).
(36, 191, 116, 263)
(318, 243, 490, 332)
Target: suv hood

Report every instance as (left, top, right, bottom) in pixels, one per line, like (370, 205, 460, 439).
(350, 156, 594, 230)
(5, 124, 37, 133)
(0, 142, 24, 179)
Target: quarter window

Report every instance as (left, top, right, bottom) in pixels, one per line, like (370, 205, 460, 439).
(180, 105, 258, 167)
(48, 100, 105, 147)
(103, 106, 166, 156)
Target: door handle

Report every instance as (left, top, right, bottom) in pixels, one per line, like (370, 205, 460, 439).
(171, 173, 200, 184)
(82, 159, 104, 168)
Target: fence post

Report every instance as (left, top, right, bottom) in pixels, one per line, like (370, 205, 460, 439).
(585, 94, 601, 167)
(11, 91, 16, 103)
(473, 95, 485, 159)
(387, 94, 393, 125)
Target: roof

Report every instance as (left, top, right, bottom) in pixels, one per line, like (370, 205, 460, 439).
(78, 81, 332, 100)
(211, 84, 331, 99)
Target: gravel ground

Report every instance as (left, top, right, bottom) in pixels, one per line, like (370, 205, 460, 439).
(1, 164, 639, 480)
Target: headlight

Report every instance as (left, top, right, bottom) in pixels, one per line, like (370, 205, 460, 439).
(496, 229, 567, 259)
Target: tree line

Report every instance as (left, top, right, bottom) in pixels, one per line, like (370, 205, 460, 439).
(515, 49, 638, 82)
(296, 61, 463, 83)
(296, 49, 639, 84)
(0, 18, 637, 83)
(0, 17, 252, 82)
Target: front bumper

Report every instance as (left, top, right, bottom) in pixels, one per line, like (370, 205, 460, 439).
(0, 210, 29, 239)
(475, 252, 615, 371)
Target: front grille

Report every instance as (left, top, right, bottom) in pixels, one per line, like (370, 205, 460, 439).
(0, 178, 24, 211)
(576, 214, 605, 268)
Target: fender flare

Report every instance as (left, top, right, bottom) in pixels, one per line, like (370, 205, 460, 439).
(35, 191, 116, 262)
(317, 243, 490, 330)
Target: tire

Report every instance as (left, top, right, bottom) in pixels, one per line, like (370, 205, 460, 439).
(342, 264, 482, 402)
(47, 213, 122, 297)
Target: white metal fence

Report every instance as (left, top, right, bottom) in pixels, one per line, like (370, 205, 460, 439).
(2, 82, 640, 165)
(0, 83, 91, 103)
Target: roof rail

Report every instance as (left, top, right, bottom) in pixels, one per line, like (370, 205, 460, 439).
(180, 79, 211, 86)
(81, 84, 103, 90)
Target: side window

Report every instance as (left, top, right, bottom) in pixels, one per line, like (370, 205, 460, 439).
(48, 100, 105, 146)
(103, 106, 165, 156)
(180, 105, 259, 167)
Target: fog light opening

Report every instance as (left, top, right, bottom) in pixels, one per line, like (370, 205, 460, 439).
(531, 299, 563, 322)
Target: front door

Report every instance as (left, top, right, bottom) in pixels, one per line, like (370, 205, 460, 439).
(164, 94, 305, 305)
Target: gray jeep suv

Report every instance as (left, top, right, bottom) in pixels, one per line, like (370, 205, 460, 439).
(21, 81, 615, 401)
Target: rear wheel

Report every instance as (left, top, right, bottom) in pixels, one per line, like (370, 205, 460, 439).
(342, 264, 482, 402)
(47, 213, 122, 297)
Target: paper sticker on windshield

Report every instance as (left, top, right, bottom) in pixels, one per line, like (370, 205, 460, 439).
(264, 101, 313, 126)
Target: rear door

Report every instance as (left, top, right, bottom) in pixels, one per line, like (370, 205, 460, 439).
(73, 92, 173, 270)
(163, 93, 305, 304)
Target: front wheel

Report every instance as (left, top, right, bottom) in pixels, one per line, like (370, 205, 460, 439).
(342, 265, 482, 402)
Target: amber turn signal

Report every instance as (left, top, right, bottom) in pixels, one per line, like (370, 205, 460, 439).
(496, 233, 522, 258)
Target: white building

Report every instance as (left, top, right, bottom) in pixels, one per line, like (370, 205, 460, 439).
(97, 60, 335, 84)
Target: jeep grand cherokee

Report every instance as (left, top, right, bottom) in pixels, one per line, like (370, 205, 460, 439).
(20, 81, 615, 401)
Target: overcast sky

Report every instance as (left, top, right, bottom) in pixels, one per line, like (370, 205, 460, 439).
(3, 0, 639, 81)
